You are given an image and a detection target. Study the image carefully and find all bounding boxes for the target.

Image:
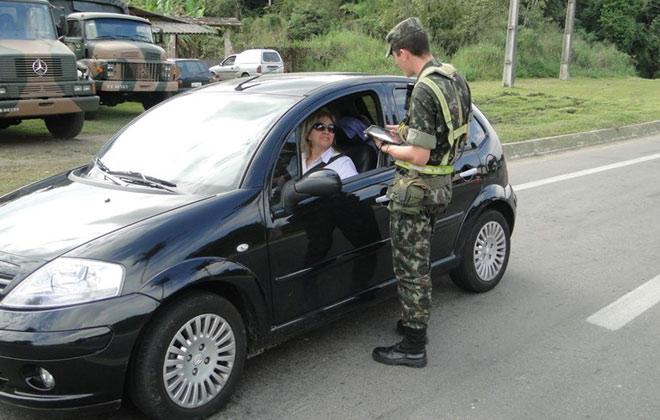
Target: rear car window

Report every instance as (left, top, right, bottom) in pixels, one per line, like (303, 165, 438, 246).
(262, 52, 281, 63)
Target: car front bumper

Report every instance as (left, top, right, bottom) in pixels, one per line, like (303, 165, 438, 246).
(96, 80, 178, 93)
(0, 95, 99, 119)
(0, 293, 159, 412)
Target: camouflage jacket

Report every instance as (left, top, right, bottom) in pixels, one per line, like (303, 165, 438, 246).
(401, 59, 472, 166)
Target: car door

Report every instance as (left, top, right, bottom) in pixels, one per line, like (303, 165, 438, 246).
(266, 89, 394, 325)
(215, 55, 237, 80)
(390, 83, 483, 260)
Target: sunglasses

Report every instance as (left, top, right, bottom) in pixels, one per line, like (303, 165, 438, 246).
(312, 123, 336, 133)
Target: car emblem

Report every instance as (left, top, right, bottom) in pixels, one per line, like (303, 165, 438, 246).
(32, 59, 48, 76)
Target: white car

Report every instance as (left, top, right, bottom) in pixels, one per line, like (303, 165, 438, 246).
(210, 49, 284, 80)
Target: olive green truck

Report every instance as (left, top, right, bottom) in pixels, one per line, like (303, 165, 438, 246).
(51, 0, 177, 110)
(0, 0, 99, 138)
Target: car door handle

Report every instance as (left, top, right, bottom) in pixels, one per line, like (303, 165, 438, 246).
(375, 194, 390, 203)
(459, 167, 478, 179)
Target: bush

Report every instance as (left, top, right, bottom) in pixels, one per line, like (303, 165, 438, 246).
(451, 24, 635, 80)
(291, 30, 393, 74)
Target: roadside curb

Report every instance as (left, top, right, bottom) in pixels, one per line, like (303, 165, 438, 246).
(504, 120, 660, 160)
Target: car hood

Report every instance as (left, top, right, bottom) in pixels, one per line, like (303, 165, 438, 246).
(86, 40, 166, 60)
(0, 39, 75, 57)
(0, 173, 203, 261)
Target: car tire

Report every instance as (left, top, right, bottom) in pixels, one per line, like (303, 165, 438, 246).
(129, 292, 246, 419)
(241, 72, 249, 77)
(44, 112, 84, 139)
(450, 210, 511, 293)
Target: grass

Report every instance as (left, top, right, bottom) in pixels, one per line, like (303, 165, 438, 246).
(470, 77, 660, 142)
(3, 102, 143, 137)
(0, 103, 142, 194)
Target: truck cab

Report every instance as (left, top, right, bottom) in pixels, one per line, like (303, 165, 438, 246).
(63, 12, 177, 110)
(0, 0, 99, 138)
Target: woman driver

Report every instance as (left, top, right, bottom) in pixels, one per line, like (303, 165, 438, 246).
(300, 108, 358, 180)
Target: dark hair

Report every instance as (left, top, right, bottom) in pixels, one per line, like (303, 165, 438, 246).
(392, 30, 430, 57)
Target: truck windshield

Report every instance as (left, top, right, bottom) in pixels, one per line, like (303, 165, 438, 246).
(0, 1, 57, 40)
(85, 18, 153, 43)
(91, 92, 299, 195)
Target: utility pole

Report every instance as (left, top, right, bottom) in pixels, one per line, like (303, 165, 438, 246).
(502, 0, 520, 87)
(559, 0, 576, 80)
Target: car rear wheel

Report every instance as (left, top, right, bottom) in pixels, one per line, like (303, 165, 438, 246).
(44, 112, 84, 139)
(130, 292, 246, 419)
(241, 72, 249, 77)
(450, 210, 510, 293)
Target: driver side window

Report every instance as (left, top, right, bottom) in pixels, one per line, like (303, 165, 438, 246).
(270, 129, 299, 208)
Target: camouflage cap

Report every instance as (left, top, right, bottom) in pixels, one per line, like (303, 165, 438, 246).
(385, 17, 426, 58)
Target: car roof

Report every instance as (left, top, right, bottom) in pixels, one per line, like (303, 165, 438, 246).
(199, 72, 411, 97)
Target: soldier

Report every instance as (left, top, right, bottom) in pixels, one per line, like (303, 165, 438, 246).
(372, 17, 472, 368)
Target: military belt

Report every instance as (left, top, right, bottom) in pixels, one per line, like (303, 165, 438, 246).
(395, 160, 453, 175)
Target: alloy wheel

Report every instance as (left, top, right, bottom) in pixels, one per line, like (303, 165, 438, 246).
(473, 221, 507, 282)
(163, 313, 236, 408)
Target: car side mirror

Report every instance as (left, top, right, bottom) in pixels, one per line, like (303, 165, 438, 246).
(295, 169, 341, 196)
(281, 169, 342, 209)
(153, 28, 163, 44)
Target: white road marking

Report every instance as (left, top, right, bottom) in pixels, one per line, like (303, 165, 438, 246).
(587, 274, 660, 331)
(514, 152, 660, 191)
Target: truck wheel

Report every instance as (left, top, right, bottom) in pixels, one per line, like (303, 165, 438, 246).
(141, 92, 171, 111)
(130, 292, 246, 419)
(450, 210, 511, 293)
(44, 112, 84, 139)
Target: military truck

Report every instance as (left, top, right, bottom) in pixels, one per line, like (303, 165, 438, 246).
(56, 5, 177, 110)
(0, 0, 99, 138)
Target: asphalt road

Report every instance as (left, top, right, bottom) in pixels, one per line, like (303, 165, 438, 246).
(3, 134, 660, 420)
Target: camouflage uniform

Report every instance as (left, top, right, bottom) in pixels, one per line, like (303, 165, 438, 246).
(385, 19, 472, 332)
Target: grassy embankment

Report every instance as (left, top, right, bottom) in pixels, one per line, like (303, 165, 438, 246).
(1, 78, 659, 195)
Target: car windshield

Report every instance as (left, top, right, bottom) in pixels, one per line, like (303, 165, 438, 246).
(85, 18, 153, 43)
(262, 52, 281, 63)
(0, 1, 56, 40)
(178, 60, 208, 76)
(90, 92, 298, 195)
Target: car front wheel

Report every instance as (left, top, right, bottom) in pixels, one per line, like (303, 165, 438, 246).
(130, 292, 246, 419)
(450, 210, 511, 293)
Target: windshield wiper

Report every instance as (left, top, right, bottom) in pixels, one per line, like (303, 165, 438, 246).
(93, 157, 124, 186)
(110, 171, 178, 193)
(93, 158, 177, 192)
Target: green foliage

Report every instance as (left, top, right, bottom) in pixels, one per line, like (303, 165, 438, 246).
(286, 4, 330, 41)
(452, 23, 634, 81)
(577, 0, 658, 78)
(291, 30, 392, 74)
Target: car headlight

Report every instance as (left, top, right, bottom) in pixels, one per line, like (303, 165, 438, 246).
(3, 258, 124, 309)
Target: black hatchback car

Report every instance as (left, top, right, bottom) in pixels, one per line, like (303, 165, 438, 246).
(0, 73, 516, 418)
(168, 58, 214, 93)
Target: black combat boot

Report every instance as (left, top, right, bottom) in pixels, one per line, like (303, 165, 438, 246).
(372, 326, 427, 368)
(396, 320, 428, 344)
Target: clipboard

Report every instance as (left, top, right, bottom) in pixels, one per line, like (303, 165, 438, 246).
(364, 125, 403, 145)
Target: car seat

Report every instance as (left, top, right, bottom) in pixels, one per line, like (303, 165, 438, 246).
(335, 116, 377, 173)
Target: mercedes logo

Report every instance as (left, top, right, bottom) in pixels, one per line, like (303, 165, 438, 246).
(32, 59, 48, 76)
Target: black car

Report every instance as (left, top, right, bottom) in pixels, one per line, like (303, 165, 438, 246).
(169, 58, 214, 93)
(0, 73, 516, 418)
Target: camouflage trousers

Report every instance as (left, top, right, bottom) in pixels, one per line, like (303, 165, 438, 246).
(388, 172, 451, 330)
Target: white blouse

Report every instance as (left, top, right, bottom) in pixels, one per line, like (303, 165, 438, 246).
(301, 147, 358, 180)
